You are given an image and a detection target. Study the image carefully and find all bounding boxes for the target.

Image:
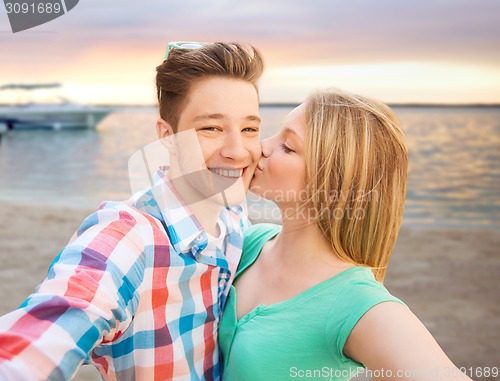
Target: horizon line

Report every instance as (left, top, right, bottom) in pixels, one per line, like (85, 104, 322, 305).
(1, 102, 500, 108)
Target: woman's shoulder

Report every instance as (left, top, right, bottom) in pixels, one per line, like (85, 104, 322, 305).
(323, 267, 407, 336)
(237, 223, 281, 276)
(332, 267, 405, 308)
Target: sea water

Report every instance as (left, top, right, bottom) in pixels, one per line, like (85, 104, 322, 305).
(0, 106, 499, 230)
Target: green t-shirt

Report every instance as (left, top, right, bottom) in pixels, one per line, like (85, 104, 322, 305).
(219, 223, 406, 381)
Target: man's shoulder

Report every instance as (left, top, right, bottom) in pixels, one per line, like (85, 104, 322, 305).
(72, 199, 164, 240)
(98, 199, 157, 223)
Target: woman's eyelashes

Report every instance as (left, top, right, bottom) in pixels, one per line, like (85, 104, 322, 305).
(280, 143, 295, 154)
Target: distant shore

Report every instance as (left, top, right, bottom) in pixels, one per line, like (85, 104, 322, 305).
(0, 199, 499, 381)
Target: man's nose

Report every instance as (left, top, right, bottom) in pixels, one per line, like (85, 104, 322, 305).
(260, 137, 272, 158)
(220, 132, 248, 161)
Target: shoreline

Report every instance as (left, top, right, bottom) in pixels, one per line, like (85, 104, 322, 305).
(1, 199, 499, 380)
(2, 195, 497, 232)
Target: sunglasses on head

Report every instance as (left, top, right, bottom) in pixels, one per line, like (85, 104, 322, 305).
(164, 41, 205, 61)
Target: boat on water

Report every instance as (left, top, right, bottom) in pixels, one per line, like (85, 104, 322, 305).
(0, 83, 112, 130)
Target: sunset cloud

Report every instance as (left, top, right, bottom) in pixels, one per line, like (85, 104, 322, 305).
(1, 0, 499, 104)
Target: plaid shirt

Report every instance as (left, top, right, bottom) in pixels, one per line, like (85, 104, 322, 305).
(0, 167, 249, 380)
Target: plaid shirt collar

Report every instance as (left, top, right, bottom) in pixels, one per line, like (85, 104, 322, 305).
(132, 166, 236, 266)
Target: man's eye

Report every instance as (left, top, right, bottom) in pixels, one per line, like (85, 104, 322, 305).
(199, 127, 221, 132)
(242, 127, 260, 133)
(280, 143, 295, 154)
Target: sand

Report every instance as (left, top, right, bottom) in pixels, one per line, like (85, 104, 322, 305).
(0, 200, 499, 380)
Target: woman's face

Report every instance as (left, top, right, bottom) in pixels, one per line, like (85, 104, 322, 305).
(250, 104, 307, 205)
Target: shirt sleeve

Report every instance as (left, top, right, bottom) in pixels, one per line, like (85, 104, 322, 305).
(0, 204, 147, 380)
(325, 276, 407, 365)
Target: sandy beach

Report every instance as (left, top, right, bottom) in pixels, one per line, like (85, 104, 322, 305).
(0, 200, 498, 380)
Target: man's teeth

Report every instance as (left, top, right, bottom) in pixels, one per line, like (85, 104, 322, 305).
(209, 168, 243, 178)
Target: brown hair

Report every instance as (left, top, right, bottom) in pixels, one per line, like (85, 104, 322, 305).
(156, 42, 264, 131)
(304, 90, 408, 281)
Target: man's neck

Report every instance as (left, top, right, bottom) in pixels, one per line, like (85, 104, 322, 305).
(188, 198, 222, 237)
(165, 167, 224, 236)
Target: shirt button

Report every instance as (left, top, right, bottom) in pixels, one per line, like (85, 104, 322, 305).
(196, 234, 203, 241)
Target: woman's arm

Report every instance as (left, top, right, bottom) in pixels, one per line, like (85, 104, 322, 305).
(344, 302, 472, 381)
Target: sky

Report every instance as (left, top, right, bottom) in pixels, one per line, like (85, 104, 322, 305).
(1, 0, 500, 105)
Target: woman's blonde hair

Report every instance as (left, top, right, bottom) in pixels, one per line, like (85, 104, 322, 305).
(304, 90, 408, 282)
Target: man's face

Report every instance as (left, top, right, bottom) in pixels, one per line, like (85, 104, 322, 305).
(159, 77, 261, 207)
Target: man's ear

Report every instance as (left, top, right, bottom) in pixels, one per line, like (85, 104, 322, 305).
(156, 118, 175, 149)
